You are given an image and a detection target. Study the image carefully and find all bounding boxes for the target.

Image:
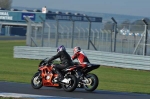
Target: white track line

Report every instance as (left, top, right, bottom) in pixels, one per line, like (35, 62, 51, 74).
(0, 92, 81, 99)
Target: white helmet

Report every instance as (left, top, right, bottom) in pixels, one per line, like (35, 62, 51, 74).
(73, 46, 81, 54)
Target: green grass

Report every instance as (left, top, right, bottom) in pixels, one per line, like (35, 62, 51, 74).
(0, 40, 40, 83)
(92, 67, 150, 94)
(0, 40, 150, 94)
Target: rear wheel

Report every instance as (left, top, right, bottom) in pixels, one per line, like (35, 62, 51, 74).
(31, 72, 43, 89)
(62, 75, 78, 92)
(83, 73, 99, 92)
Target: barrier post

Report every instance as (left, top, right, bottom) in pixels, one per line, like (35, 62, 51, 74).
(24, 17, 32, 46)
(142, 19, 148, 56)
(53, 17, 59, 47)
(0, 23, 2, 35)
(39, 16, 45, 47)
(69, 17, 75, 48)
(111, 17, 117, 52)
(85, 16, 91, 50)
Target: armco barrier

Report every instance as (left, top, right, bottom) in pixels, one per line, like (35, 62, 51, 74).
(14, 46, 150, 70)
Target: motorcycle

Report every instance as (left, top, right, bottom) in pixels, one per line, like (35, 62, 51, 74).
(72, 63, 100, 92)
(31, 58, 78, 92)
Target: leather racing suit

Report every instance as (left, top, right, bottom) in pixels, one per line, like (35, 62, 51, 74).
(48, 50, 73, 81)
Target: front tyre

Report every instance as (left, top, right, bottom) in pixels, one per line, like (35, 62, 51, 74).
(62, 75, 78, 92)
(83, 73, 99, 92)
(31, 72, 43, 89)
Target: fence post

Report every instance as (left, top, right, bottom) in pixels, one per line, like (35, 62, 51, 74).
(85, 16, 91, 50)
(64, 25, 70, 39)
(91, 29, 95, 45)
(95, 29, 100, 50)
(45, 23, 51, 47)
(53, 17, 59, 47)
(111, 17, 117, 52)
(39, 16, 45, 47)
(24, 17, 32, 46)
(81, 27, 86, 39)
(76, 27, 81, 39)
(60, 24, 64, 39)
(142, 19, 148, 56)
(0, 23, 2, 35)
(69, 17, 75, 48)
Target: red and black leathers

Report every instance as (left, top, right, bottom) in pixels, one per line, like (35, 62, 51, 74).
(72, 51, 90, 68)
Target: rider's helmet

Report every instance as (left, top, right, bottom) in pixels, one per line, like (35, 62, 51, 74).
(73, 46, 81, 54)
(57, 45, 66, 52)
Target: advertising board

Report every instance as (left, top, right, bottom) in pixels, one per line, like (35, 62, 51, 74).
(21, 13, 36, 21)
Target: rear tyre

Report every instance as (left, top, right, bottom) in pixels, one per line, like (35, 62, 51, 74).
(62, 75, 78, 92)
(83, 73, 99, 92)
(31, 72, 43, 89)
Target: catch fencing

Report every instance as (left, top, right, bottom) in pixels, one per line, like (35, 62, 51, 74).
(25, 17, 150, 56)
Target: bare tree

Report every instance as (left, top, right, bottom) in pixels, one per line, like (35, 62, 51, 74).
(0, 0, 12, 10)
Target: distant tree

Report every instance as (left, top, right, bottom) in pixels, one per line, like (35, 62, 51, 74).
(0, 0, 12, 10)
(118, 20, 131, 30)
(103, 21, 113, 30)
(131, 20, 145, 32)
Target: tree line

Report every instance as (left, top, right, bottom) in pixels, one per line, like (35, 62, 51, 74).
(104, 18, 150, 32)
(0, 0, 12, 10)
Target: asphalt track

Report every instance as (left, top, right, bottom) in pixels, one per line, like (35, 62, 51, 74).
(0, 81, 150, 99)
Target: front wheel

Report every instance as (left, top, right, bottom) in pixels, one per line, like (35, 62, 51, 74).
(62, 75, 78, 92)
(31, 72, 43, 89)
(83, 73, 99, 92)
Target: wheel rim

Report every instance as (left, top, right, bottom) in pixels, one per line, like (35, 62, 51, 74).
(33, 76, 41, 86)
(84, 76, 95, 89)
(63, 78, 74, 89)
(63, 76, 77, 89)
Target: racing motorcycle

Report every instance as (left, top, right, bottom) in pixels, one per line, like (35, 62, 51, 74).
(31, 58, 78, 92)
(72, 63, 100, 92)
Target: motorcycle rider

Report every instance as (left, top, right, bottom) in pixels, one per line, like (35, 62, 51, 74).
(48, 45, 73, 83)
(71, 46, 90, 68)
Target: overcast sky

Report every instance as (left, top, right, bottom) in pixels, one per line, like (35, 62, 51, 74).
(12, 0, 150, 17)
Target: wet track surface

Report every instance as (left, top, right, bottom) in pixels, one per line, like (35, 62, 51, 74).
(0, 81, 150, 99)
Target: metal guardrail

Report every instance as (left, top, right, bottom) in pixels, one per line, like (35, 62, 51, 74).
(0, 22, 43, 26)
(14, 46, 150, 70)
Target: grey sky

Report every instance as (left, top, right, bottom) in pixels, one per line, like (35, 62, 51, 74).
(12, 0, 150, 17)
